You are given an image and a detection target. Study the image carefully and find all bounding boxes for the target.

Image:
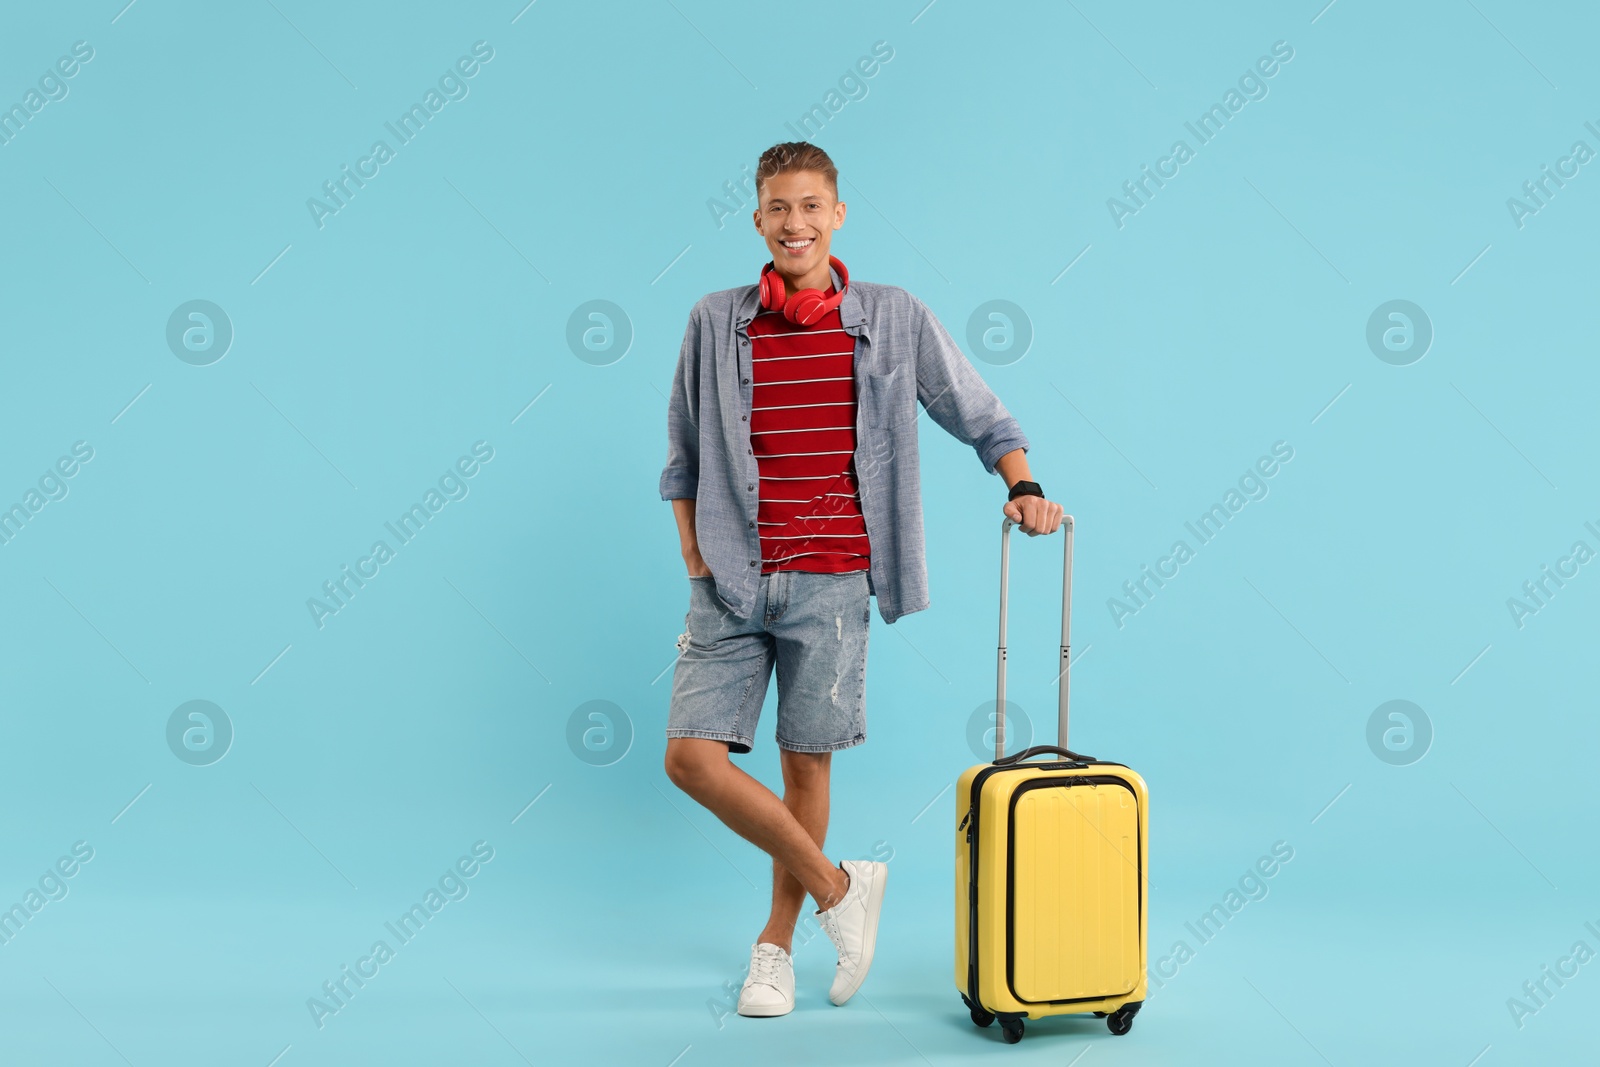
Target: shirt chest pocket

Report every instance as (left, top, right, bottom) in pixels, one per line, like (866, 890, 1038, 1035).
(862, 364, 907, 430)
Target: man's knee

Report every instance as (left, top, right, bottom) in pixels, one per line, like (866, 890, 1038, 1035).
(780, 749, 831, 788)
(664, 737, 730, 791)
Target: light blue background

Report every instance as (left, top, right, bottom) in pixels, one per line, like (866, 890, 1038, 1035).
(2, 1, 1596, 1064)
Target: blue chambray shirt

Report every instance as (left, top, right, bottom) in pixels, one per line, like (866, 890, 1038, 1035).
(659, 269, 1030, 625)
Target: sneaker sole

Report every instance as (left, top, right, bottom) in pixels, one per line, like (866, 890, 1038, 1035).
(737, 999, 795, 1018)
(829, 864, 887, 1006)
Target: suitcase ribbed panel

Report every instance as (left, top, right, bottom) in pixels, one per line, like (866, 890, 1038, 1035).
(1011, 782, 1140, 1002)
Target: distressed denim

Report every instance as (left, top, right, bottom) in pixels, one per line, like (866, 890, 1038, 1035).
(666, 570, 871, 754)
(659, 273, 1030, 624)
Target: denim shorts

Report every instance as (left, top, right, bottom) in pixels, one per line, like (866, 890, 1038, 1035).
(666, 569, 871, 754)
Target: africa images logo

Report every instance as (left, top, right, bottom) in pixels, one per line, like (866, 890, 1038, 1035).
(307, 442, 494, 629)
(1106, 40, 1295, 229)
(306, 42, 495, 230)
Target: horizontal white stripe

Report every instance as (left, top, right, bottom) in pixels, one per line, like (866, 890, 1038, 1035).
(756, 450, 854, 458)
(762, 494, 857, 503)
(757, 517, 859, 525)
(756, 401, 853, 411)
(753, 425, 854, 435)
(761, 552, 868, 561)
(761, 474, 856, 481)
(758, 495, 857, 505)
(752, 377, 851, 386)
(763, 533, 866, 540)
(752, 349, 855, 359)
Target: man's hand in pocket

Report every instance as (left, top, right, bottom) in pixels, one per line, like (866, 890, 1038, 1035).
(684, 546, 713, 578)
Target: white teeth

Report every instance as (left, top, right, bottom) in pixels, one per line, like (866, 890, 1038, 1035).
(782, 239, 813, 248)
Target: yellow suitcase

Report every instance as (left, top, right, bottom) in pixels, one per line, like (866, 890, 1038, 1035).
(955, 515, 1148, 1044)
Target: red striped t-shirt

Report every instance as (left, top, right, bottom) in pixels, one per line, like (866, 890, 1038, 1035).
(748, 291, 871, 575)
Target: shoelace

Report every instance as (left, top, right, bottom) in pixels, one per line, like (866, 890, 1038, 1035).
(749, 946, 788, 987)
(817, 911, 853, 961)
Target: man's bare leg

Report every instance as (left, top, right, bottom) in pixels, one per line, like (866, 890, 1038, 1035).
(665, 738, 848, 915)
(756, 749, 831, 954)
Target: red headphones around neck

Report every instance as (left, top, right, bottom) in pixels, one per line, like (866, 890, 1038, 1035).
(758, 255, 849, 327)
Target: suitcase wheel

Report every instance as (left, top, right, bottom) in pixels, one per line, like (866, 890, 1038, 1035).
(999, 1018, 1024, 1044)
(1106, 1001, 1141, 1036)
(960, 993, 995, 1029)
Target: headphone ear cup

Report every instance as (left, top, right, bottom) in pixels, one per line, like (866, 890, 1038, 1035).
(759, 267, 785, 312)
(785, 290, 826, 326)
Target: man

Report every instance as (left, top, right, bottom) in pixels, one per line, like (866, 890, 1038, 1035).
(659, 142, 1063, 1018)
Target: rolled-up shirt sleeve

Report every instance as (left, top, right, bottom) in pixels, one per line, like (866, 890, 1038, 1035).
(658, 302, 704, 500)
(912, 297, 1030, 475)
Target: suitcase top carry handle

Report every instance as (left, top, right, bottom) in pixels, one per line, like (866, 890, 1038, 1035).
(992, 744, 1096, 766)
(995, 514, 1073, 762)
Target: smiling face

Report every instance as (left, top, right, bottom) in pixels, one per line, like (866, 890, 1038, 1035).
(752, 169, 847, 296)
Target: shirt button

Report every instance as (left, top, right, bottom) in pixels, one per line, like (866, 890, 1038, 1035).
(741, 415, 747, 421)
(741, 340, 749, 347)
(747, 484, 754, 491)
(748, 521, 754, 528)
(749, 560, 757, 566)
(742, 377, 749, 384)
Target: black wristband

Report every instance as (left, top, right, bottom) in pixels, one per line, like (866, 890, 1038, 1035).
(1007, 480, 1044, 501)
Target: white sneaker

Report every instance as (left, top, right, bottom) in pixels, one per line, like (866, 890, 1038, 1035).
(736, 942, 795, 1017)
(813, 859, 888, 1005)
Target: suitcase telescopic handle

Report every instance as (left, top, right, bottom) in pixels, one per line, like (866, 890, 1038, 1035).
(995, 514, 1074, 762)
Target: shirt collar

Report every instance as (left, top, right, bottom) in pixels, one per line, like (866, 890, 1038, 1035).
(837, 268, 868, 338)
